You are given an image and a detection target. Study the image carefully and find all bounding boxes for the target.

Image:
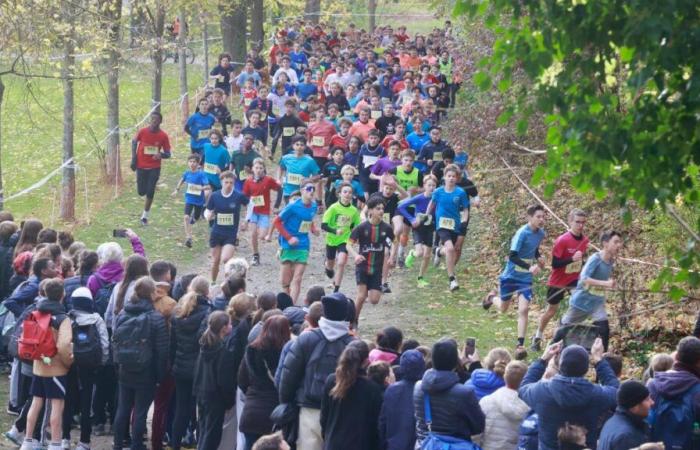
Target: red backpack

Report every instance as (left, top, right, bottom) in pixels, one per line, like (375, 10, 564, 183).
(18, 310, 57, 361)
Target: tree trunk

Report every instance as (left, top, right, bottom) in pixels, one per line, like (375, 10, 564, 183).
(60, 0, 76, 221)
(368, 0, 377, 33)
(104, 0, 123, 185)
(151, 0, 165, 113)
(304, 0, 320, 24)
(0, 77, 5, 210)
(178, 10, 189, 119)
(220, 1, 247, 71)
(201, 14, 209, 85)
(251, 0, 264, 50)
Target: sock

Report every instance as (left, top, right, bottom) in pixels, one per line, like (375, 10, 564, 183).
(334, 285, 340, 293)
(449, 275, 455, 282)
(517, 337, 525, 346)
(142, 210, 150, 219)
(535, 329, 543, 339)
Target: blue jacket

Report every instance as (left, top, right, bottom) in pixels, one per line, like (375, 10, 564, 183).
(465, 368, 505, 400)
(517, 411, 538, 450)
(519, 358, 619, 450)
(3, 275, 39, 318)
(380, 350, 425, 450)
(598, 407, 649, 450)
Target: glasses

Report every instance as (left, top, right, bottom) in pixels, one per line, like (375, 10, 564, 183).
(303, 185, 316, 192)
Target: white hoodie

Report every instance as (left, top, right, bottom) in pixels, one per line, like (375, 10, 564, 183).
(478, 386, 530, 450)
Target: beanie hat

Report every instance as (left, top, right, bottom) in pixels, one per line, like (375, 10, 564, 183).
(432, 339, 459, 371)
(71, 287, 94, 313)
(276, 292, 294, 311)
(322, 292, 349, 321)
(617, 380, 649, 409)
(400, 349, 426, 382)
(559, 345, 589, 377)
(282, 306, 306, 335)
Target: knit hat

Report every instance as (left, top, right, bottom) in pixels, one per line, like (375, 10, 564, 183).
(399, 349, 426, 382)
(276, 292, 294, 311)
(618, 380, 649, 409)
(283, 306, 306, 335)
(432, 339, 459, 371)
(71, 287, 94, 313)
(321, 292, 349, 321)
(559, 345, 589, 377)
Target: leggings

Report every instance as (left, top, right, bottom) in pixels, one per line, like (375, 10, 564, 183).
(112, 383, 155, 450)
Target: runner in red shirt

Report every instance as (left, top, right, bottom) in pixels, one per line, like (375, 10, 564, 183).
(131, 112, 172, 225)
(242, 158, 282, 266)
(531, 208, 590, 351)
(329, 118, 352, 151)
(306, 106, 337, 209)
(380, 120, 409, 150)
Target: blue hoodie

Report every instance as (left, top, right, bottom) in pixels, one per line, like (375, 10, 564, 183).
(465, 368, 505, 400)
(4, 275, 39, 318)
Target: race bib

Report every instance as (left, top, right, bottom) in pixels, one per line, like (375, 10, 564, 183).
(286, 172, 303, 185)
(216, 214, 234, 226)
(298, 221, 311, 233)
(311, 136, 325, 147)
(362, 155, 379, 168)
(300, 102, 308, 110)
(251, 195, 265, 207)
(433, 152, 443, 162)
(238, 172, 249, 181)
(244, 98, 252, 106)
(344, 110, 354, 117)
(514, 259, 533, 273)
(438, 217, 455, 231)
(336, 215, 351, 227)
(565, 260, 583, 274)
(588, 286, 607, 297)
(383, 212, 390, 223)
(197, 129, 211, 140)
(272, 106, 281, 116)
(143, 145, 159, 156)
(283, 127, 295, 137)
(371, 110, 382, 119)
(217, 75, 224, 82)
(204, 163, 218, 174)
(381, 97, 391, 104)
(213, 122, 223, 131)
(260, 113, 267, 121)
(186, 183, 203, 196)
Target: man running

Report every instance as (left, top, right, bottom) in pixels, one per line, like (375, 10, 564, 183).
(398, 175, 437, 287)
(483, 204, 546, 359)
(131, 111, 172, 226)
(242, 158, 282, 266)
(531, 209, 589, 351)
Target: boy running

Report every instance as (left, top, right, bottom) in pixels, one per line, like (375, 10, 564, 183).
(202, 130, 231, 191)
(483, 204, 546, 359)
(171, 154, 211, 248)
(230, 134, 262, 191)
(322, 183, 361, 292)
(398, 175, 437, 287)
(334, 165, 365, 207)
(242, 158, 282, 266)
(184, 98, 215, 156)
(278, 136, 321, 202)
(366, 181, 401, 293)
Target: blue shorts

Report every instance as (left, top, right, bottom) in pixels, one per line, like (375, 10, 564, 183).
(209, 232, 237, 248)
(248, 212, 270, 229)
(498, 276, 533, 302)
(30, 375, 67, 399)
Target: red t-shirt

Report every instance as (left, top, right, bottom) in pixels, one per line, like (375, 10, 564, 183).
(547, 231, 590, 287)
(135, 127, 172, 169)
(306, 120, 337, 158)
(381, 135, 409, 150)
(242, 175, 281, 215)
(329, 133, 350, 151)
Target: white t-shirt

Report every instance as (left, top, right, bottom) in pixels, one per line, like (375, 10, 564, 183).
(225, 134, 244, 156)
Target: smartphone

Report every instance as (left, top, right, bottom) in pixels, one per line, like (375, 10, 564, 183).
(464, 337, 476, 356)
(112, 229, 128, 238)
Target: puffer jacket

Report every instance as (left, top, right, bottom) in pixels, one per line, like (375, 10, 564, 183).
(239, 346, 283, 436)
(4, 275, 40, 318)
(170, 295, 211, 380)
(114, 298, 168, 388)
(70, 308, 110, 366)
(413, 369, 485, 443)
(216, 317, 251, 409)
(369, 348, 400, 365)
(380, 350, 425, 450)
(466, 368, 505, 400)
(32, 299, 73, 377)
(479, 386, 530, 450)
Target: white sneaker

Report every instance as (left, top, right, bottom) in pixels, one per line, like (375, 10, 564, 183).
(19, 439, 35, 450)
(76, 443, 90, 450)
(433, 247, 441, 267)
(61, 439, 71, 450)
(450, 279, 459, 291)
(4, 426, 24, 446)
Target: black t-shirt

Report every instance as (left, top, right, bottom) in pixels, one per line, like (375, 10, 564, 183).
(368, 192, 399, 219)
(374, 115, 400, 138)
(350, 221, 394, 275)
(210, 65, 235, 90)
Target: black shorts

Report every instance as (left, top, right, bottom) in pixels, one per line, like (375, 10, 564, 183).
(136, 167, 161, 199)
(546, 281, 578, 305)
(184, 204, 204, 220)
(413, 225, 434, 247)
(356, 268, 383, 291)
(326, 243, 348, 260)
(437, 228, 458, 245)
(30, 375, 67, 399)
(209, 232, 237, 248)
(458, 220, 469, 236)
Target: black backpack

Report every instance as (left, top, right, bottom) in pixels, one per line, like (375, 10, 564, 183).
(94, 281, 116, 318)
(305, 329, 353, 404)
(112, 312, 152, 369)
(69, 312, 103, 369)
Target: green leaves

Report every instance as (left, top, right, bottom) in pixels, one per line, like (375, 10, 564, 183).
(473, 71, 492, 90)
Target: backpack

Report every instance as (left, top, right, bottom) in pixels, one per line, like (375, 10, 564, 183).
(649, 382, 700, 450)
(305, 329, 353, 404)
(111, 312, 152, 369)
(69, 312, 102, 369)
(17, 310, 58, 361)
(94, 281, 116, 318)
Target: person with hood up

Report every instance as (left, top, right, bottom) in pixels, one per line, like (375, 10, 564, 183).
(413, 338, 485, 445)
(379, 349, 425, 450)
(519, 338, 619, 450)
(86, 230, 144, 299)
(369, 326, 403, 365)
(466, 347, 511, 400)
(479, 360, 530, 450)
(598, 380, 652, 450)
(278, 292, 355, 450)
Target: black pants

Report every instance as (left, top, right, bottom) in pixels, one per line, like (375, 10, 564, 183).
(113, 383, 155, 450)
(13, 370, 33, 433)
(172, 377, 196, 450)
(62, 366, 97, 444)
(244, 433, 262, 450)
(92, 364, 116, 425)
(197, 396, 226, 450)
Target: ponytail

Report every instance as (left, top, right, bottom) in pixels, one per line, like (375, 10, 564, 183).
(175, 275, 209, 319)
(484, 347, 512, 378)
(200, 311, 230, 347)
(330, 340, 369, 400)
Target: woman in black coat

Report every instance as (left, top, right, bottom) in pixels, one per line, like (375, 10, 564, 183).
(238, 315, 291, 450)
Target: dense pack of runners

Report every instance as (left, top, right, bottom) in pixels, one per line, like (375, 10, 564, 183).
(0, 17, 699, 450)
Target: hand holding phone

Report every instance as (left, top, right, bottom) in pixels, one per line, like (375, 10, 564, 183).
(464, 337, 476, 357)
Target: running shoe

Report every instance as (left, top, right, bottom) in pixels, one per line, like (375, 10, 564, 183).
(140, 217, 148, 226)
(76, 443, 91, 450)
(530, 336, 542, 352)
(92, 424, 105, 436)
(432, 247, 441, 267)
(417, 278, 429, 288)
(449, 279, 459, 292)
(325, 267, 335, 279)
(61, 439, 70, 450)
(6, 403, 20, 416)
(482, 290, 496, 310)
(4, 426, 24, 446)
(382, 282, 392, 294)
(515, 346, 528, 361)
(404, 250, 416, 268)
(185, 238, 192, 248)
(252, 254, 260, 266)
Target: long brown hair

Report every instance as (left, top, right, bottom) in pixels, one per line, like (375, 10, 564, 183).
(330, 340, 369, 400)
(174, 275, 209, 318)
(252, 291, 277, 325)
(199, 310, 230, 347)
(115, 254, 148, 315)
(14, 219, 43, 257)
(250, 315, 291, 351)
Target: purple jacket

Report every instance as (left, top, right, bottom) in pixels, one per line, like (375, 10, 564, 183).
(87, 236, 145, 297)
(648, 367, 700, 422)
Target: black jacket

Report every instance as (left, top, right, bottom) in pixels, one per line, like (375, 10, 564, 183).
(193, 336, 240, 411)
(114, 298, 169, 388)
(320, 374, 383, 450)
(239, 346, 283, 436)
(216, 317, 251, 408)
(170, 295, 211, 380)
(325, 94, 350, 113)
(0, 240, 14, 300)
(598, 408, 649, 450)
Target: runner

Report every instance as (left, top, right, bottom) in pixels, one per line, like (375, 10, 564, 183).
(202, 130, 231, 192)
(273, 178, 319, 304)
(531, 209, 589, 351)
(278, 136, 321, 202)
(230, 134, 262, 192)
(322, 148, 345, 207)
(483, 204, 547, 359)
(307, 106, 337, 207)
(209, 88, 232, 135)
(334, 165, 365, 207)
(242, 158, 282, 266)
(347, 195, 395, 324)
(366, 181, 401, 293)
(209, 53, 235, 97)
(358, 130, 385, 197)
(224, 119, 244, 155)
(348, 107, 376, 142)
(184, 98, 215, 157)
(322, 182, 361, 292)
(417, 126, 450, 173)
(398, 174, 437, 287)
(171, 154, 211, 248)
(271, 99, 305, 157)
(204, 171, 249, 284)
(242, 110, 269, 157)
(131, 111, 172, 226)
(553, 230, 622, 352)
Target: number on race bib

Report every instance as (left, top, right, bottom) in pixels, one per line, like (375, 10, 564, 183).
(204, 163, 218, 174)
(383, 212, 390, 223)
(238, 172, 249, 181)
(244, 98, 252, 106)
(251, 195, 265, 207)
(213, 123, 223, 131)
(298, 221, 311, 233)
(371, 110, 382, 119)
(344, 110, 354, 117)
(198, 129, 211, 140)
(217, 75, 224, 82)
(186, 184, 203, 196)
(336, 215, 351, 227)
(260, 113, 267, 121)
(299, 102, 307, 110)
(283, 127, 295, 137)
(216, 214, 234, 226)
(565, 260, 583, 274)
(362, 155, 379, 168)
(286, 173, 303, 185)
(438, 217, 455, 231)
(311, 136, 325, 147)
(433, 152, 443, 162)
(143, 146, 159, 155)
(588, 287, 606, 297)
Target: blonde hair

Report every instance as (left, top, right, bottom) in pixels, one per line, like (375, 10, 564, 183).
(175, 275, 209, 319)
(341, 164, 358, 176)
(484, 347, 512, 377)
(504, 360, 528, 389)
(227, 293, 255, 322)
(650, 353, 674, 373)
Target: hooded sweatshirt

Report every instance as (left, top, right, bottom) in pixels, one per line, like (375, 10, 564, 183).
(648, 366, 700, 423)
(380, 350, 425, 450)
(479, 386, 530, 450)
(466, 368, 506, 400)
(32, 299, 73, 377)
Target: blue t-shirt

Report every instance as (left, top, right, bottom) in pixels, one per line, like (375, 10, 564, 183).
(279, 154, 320, 196)
(235, 71, 262, 88)
(206, 190, 249, 237)
(278, 198, 318, 250)
(202, 143, 231, 189)
(186, 112, 216, 150)
(431, 186, 468, 232)
(343, 151, 360, 168)
(181, 170, 209, 206)
(296, 83, 318, 101)
(501, 224, 546, 282)
(569, 252, 613, 313)
(333, 179, 365, 199)
(289, 51, 309, 75)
